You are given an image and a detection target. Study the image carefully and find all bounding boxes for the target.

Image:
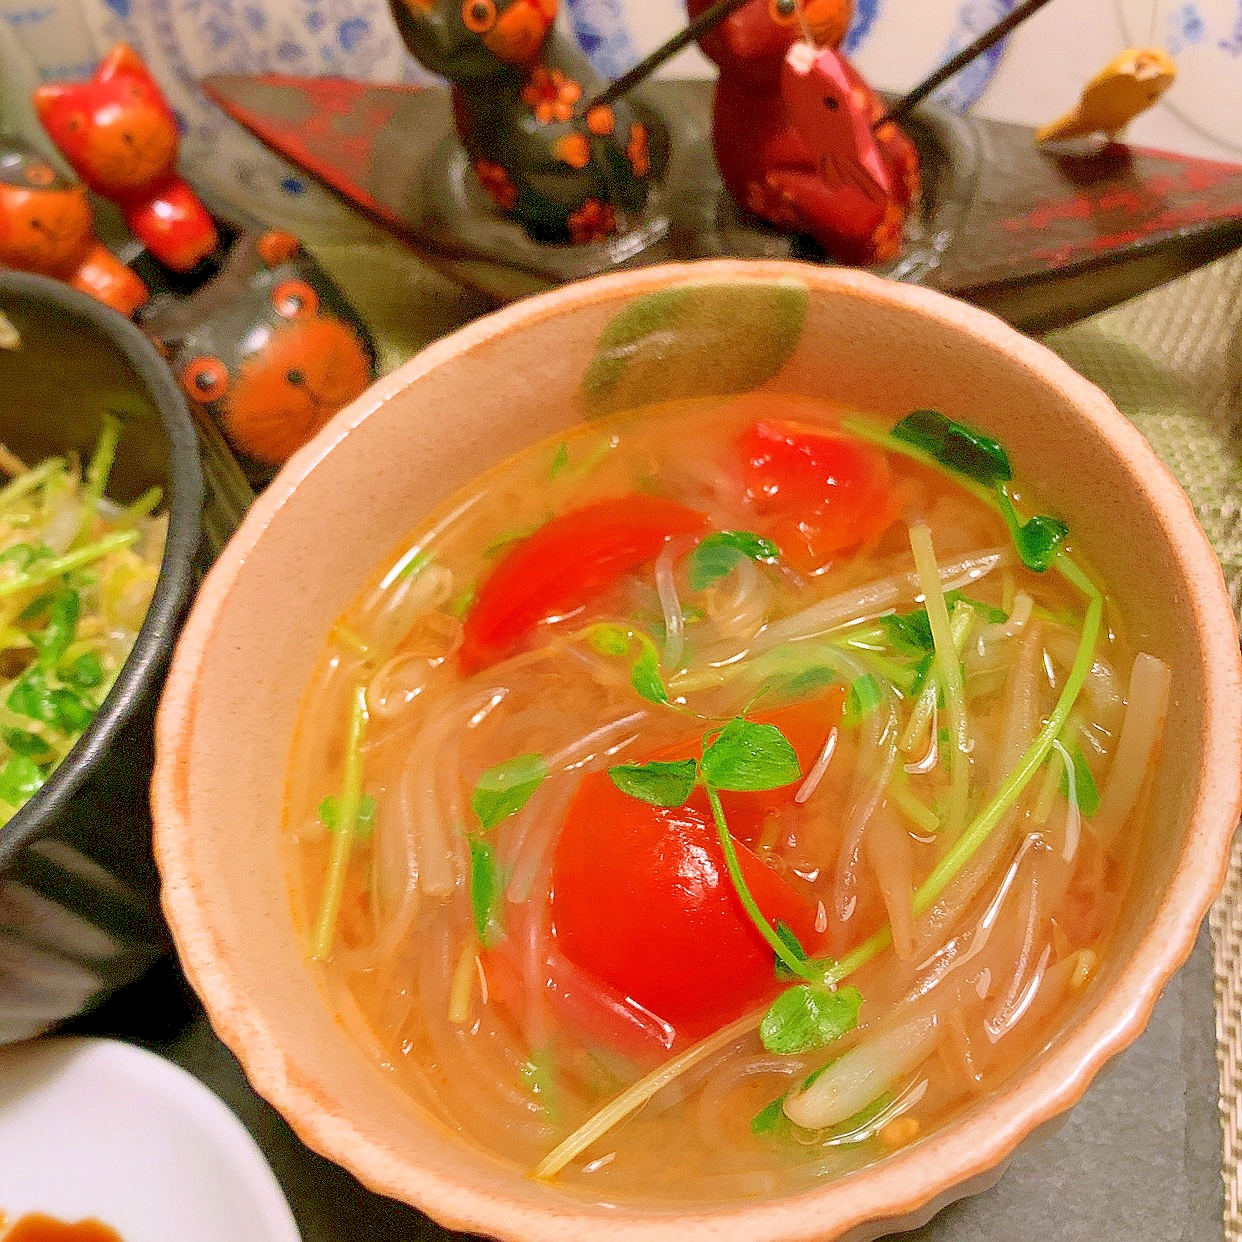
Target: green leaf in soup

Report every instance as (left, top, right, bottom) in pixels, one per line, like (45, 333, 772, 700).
(2, 726, 51, 760)
(320, 792, 376, 839)
(0, 754, 45, 808)
(891, 409, 1011, 488)
(62, 652, 104, 689)
(782, 666, 838, 700)
(701, 718, 801, 793)
(760, 984, 863, 1055)
(630, 641, 669, 704)
(32, 589, 79, 670)
(472, 753, 548, 831)
(1059, 745, 1101, 818)
(687, 531, 781, 592)
(842, 674, 883, 728)
(7, 668, 58, 725)
(584, 622, 633, 658)
(469, 835, 505, 946)
(50, 688, 95, 734)
(609, 759, 698, 808)
(751, 1096, 789, 1137)
(996, 489, 1069, 573)
(1014, 514, 1069, 573)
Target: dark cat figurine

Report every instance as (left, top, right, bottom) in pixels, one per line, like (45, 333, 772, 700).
(142, 229, 377, 481)
(35, 44, 220, 273)
(0, 135, 148, 315)
(390, 0, 653, 243)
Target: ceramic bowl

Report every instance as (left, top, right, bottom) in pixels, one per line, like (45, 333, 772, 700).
(0, 272, 202, 1043)
(152, 260, 1242, 1241)
(0, 1035, 300, 1241)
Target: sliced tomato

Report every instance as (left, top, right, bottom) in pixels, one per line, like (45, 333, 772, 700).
(460, 494, 708, 672)
(551, 772, 821, 1039)
(549, 693, 842, 1040)
(735, 419, 895, 573)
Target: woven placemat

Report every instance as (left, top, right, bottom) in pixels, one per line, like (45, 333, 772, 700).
(1046, 251, 1242, 1239)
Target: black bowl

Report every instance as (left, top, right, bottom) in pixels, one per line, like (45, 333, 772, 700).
(0, 272, 202, 1041)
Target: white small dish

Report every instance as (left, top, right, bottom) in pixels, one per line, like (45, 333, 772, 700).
(0, 1037, 301, 1242)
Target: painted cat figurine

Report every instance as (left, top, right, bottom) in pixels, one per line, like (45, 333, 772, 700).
(35, 44, 219, 273)
(688, 0, 919, 265)
(390, 0, 653, 243)
(0, 135, 148, 315)
(143, 229, 376, 481)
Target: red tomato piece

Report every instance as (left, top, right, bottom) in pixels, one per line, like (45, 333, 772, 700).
(551, 771, 822, 1039)
(460, 494, 708, 672)
(735, 419, 895, 572)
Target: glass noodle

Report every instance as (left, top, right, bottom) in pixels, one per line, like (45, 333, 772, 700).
(285, 395, 1167, 1204)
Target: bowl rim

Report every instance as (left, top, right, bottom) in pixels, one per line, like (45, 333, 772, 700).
(0, 270, 203, 872)
(153, 259, 1242, 1242)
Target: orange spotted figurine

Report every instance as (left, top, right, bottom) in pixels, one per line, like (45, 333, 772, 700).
(389, 0, 653, 243)
(142, 229, 376, 482)
(0, 135, 148, 315)
(35, 44, 220, 273)
(687, 0, 919, 264)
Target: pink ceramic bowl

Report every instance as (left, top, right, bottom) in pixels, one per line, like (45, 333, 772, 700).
(152, 261, 1242, 1241)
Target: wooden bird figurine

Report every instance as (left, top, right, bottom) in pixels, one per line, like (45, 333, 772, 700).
(389, 0, 653, 244)
(687, 0, 919, 265)
(1035, 48, 1177, 145)
(35, 44, 220, 272)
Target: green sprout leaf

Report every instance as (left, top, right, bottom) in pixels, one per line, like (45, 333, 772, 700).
(774, 919, 810, 980)
(62, 652, 103, 689)
(585, 624, 669, 705)
(891, 409, 1011, 487)
(2, 726, 51, 760)
(1059, 744, 1101, 818)
(996, 488, 1069, 572)
(760, 984, 863, 1055)
(7, 668, 59, 727)
(688, 530, 781, 592)
(549, 441, 570, 478)
(585, 622, 632, 657)
(32, 589, 79, 670)
(0, 754, 45, 808)
(751, 1096, 789, 1137)
(843, 674, 883, 728)
(319, 792, 376, 840)
(701, 717, 801, 793)
(609, 759, 698, 808)
(630, 640, 669, 704)
(50, 688, 94, 733)
(782, 666, 838, 700)
(472, 753, 548, 831)
(469, 835, 505, 946)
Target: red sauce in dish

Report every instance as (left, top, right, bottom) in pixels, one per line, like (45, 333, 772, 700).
(2, 1214, 123, 1241)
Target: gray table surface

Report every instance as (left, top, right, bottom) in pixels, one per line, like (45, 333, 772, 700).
(85, 918, 1217, 1242)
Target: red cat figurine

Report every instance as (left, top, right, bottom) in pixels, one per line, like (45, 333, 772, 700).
(0, 135, 148, 315)
(35, 44, 219, 273)
(688, 0, 919, 265)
